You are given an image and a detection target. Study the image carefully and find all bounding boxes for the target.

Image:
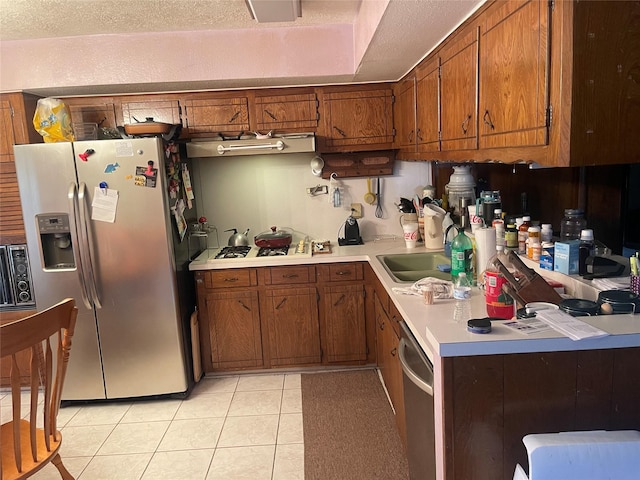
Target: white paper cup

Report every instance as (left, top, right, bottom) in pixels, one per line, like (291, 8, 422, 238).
(403, 222, 419, 248)
(467, 205, 483, 232)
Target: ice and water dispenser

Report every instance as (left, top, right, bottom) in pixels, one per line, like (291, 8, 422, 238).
(36, 214, 76, 270)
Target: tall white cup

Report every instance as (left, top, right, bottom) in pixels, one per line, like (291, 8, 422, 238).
(403, 222, 419, 248)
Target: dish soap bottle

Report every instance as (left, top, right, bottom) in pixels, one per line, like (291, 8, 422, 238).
(451, 225, 473, 283)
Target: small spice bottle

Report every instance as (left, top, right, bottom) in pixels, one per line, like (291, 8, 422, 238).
(505, 223, 518, 251)
(518, 216, 531, 254)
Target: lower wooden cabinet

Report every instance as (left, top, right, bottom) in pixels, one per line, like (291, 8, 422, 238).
(204, 290, 262, 370)
(261, 287, 321, 367)
(321, 284, 367, 363)
(374, 291, 406, 447)
(195, 262, 373, 372)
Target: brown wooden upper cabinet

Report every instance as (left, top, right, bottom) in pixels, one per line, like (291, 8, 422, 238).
(393, 76, 417, 153)
(67, 101, 118, 132)
(441, 26, 479, 152)
(318, 86, 394, 153)
(253, 92, 319, 132)
(479, 0, 549, 149)
(0, 93, 41, 245)
(182, 95, 250, 137)
(120, 99, 182, 127)
(415, 57, 440, 154)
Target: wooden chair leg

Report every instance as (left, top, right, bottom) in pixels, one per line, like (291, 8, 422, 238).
(51, 453, 74, 480)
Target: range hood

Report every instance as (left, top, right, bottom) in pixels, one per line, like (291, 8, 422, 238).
(186, 133, 316, 158)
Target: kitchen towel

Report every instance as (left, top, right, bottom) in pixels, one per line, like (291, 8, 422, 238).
(475, 227, 497, 285)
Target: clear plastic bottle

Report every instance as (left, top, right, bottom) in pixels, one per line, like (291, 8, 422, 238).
(453, 272, 472, 323)
(560, 209, 587, 240)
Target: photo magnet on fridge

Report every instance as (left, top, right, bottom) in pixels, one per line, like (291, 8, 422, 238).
(134, 165, 157, 188)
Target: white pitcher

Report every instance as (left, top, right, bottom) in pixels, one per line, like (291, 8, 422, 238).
(423, 204, 446, 250)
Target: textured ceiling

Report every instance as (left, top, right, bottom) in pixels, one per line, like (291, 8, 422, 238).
(0, 0, 485, 95)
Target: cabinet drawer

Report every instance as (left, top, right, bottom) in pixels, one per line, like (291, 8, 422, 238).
(263, 266, 315, 285)
(320, 263, 364, 282)
(204, 269, 256, 289)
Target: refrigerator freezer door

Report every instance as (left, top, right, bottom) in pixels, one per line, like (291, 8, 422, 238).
(74, 138, 188, 398)
(14, 143, 107, 400)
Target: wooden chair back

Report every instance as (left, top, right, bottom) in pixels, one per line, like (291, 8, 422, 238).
(1, 298, 78, 480)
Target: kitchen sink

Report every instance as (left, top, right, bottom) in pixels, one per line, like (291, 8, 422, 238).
(377, 252, 451, 283)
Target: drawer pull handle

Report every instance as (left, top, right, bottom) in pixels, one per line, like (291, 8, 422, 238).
(483, 110, 495, 130)
(461, 114, 472, 135)
(336, 271, 351, 276)
(283, 274, 299, 279)
(333, 126, 347, 137)
(333, 294, 346, 306)
(224, 277, 239, 283)
(238, 300, 250, 311)
(276, 298, 287, 310)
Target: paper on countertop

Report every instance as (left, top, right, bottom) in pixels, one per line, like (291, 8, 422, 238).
(592, 277, 630, 291)
(91, 187, 118, 223)
(535, 310, 609, 341)
(503, 317, 553, 335)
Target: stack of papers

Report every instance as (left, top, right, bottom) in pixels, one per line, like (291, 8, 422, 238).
(534, 310, 609, 341)
(592, 277, 630, 291)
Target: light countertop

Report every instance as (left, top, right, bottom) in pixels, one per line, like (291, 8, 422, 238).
(189, 239, 640, 362)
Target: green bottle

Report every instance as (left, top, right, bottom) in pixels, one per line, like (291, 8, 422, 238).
(451, 225, 473, 282)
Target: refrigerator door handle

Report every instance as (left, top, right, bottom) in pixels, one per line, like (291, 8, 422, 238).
(68, 182, 92, 310)
(78, 182, 102, 309)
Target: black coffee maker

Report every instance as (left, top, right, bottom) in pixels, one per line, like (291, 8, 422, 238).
(338, 214, 363, 246)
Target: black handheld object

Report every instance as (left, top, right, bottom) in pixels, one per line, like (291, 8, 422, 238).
(467, 318, 492, 334)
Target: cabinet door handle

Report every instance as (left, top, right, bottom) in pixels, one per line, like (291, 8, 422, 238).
(238, 300, 250, 311)
(333, 126, 347, 137)
(229, 111, 240, 123)
(333, 294, 346, 307)
(408, 130, 414, 143)
(275, 297, 287, 310)
(379, 321, 385, 330)
(416, 128, 423, 142)
(482, 110, 495, 130)
(264, 109, 277, 121)
(461, 114, 472, 135)
(391, 347, 397, 357)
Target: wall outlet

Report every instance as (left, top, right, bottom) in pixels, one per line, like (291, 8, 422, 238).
(350, 203, 363, 218)
(306, 185, 328, 195)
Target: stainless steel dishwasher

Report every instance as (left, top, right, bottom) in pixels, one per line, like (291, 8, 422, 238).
(399, 321, 436, 480)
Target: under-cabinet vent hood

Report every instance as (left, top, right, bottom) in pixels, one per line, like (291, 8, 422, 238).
(186, 133, 316, 158)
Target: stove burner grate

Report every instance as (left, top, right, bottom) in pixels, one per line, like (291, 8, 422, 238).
(215, 246, 251, 259)
(257, 246, 290, 257)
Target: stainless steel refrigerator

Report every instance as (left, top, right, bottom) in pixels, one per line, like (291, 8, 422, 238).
(14, 137, 194, 401)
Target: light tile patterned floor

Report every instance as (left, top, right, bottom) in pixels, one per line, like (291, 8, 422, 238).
(2, 373, 303, 480)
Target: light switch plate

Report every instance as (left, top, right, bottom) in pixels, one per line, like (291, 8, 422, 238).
(350, 203, 363, 218)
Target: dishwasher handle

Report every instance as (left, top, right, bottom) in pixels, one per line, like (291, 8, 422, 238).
(399, 337, 434, 396)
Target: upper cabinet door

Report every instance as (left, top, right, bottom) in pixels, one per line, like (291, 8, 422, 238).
(440, 28, 479, 151)
(415, 58, 440, 153)
(320, 88, 394, 152)
(479, 0, 550, 149)
(183, 96, 250, 136)
(254, 93, 318, 132)
(121, 99, 181, 126)
(392, 76, 417, 153)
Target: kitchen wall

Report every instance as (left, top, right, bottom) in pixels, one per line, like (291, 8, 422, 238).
(191, 154, 433, 247)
